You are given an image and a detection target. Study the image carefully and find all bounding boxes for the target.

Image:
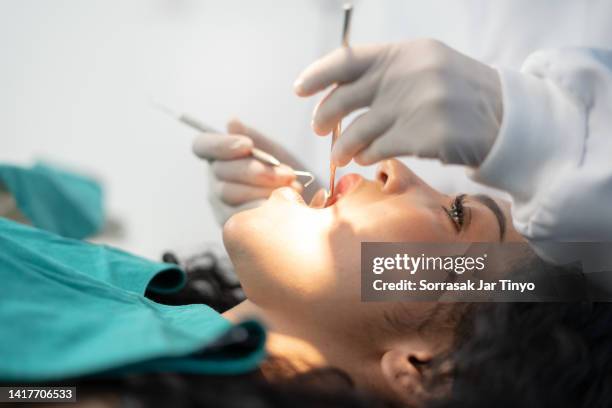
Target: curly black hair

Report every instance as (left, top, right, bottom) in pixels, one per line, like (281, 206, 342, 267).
(425, 301, 612, 408)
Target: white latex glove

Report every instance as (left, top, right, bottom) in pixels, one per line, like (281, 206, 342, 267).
(294, 39, 503, 167)
(192, 118, 318, 225)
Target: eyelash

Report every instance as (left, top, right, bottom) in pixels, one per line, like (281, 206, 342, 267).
(447, 194, 467, 230)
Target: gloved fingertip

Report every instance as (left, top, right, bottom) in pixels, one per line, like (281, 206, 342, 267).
(191, 135, 211, 158)
(331, 150, 349, 167)
(226, 117, 245, 133)
(312, 120, 330, 137)
(290, 180, 304, 193)
(338, 158, 351, 168)
(229, 136, 253, 152)
(356, 153, 379, 167)
(293, 77, 305, 95)
(276, 164, 296, 181)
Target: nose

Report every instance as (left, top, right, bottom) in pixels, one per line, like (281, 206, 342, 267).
(375, 159, 427, 194)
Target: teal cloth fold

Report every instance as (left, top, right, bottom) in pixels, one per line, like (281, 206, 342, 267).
(0, 162, 104, 239)
(0, 218, 265, 381)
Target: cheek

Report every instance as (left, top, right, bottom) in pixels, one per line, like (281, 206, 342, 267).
(320, 207, 451, 309)
(350, 207, 450, 242)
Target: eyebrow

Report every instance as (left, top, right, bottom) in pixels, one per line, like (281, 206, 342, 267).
(472, 194, 506, 240)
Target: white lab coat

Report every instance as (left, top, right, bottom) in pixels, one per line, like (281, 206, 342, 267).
(475, 49, 612, 270)
(308, 0, 612, 272)
(463, 0, 612, 273)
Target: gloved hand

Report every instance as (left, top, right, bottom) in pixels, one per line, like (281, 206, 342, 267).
(294, 39, 503, 167)
(192, 118, 315, 225)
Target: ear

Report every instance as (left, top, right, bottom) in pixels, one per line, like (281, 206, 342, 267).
(380, 348, 433, 404)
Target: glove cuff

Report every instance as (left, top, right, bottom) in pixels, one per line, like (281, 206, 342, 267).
(472, 66, 586, 227)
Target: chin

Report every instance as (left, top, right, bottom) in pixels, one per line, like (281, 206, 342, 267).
(222, 209, 255, 269)
(222, 207, 279, 306)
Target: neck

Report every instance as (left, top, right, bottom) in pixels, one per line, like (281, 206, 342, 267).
(223, 299, 379, 383)
(223, 300, 329, 373)
(222, 300, 393, 398)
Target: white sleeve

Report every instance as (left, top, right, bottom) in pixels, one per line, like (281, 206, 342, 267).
(471, 47, 612, 269)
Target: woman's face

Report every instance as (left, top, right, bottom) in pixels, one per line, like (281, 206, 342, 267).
(224, 160, 520, 327)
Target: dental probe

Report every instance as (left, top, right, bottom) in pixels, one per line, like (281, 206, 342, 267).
(327, 3, 353, 204)
(151, 99, 315, 187)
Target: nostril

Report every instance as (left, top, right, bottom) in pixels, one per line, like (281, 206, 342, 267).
(378, 171, 389, 185)
(376, 160, 394, 190)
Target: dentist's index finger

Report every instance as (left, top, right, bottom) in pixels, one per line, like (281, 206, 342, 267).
(227, 118, 276, 151)
(293, 45, 379, 96)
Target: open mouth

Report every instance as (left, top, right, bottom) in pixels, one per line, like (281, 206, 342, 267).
(323, 173, 363, 207)
(276, 173, 363, 208)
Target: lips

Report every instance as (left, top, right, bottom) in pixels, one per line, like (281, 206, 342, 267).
(324, 173, 362, 206)
(335, 173, 362, 196)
